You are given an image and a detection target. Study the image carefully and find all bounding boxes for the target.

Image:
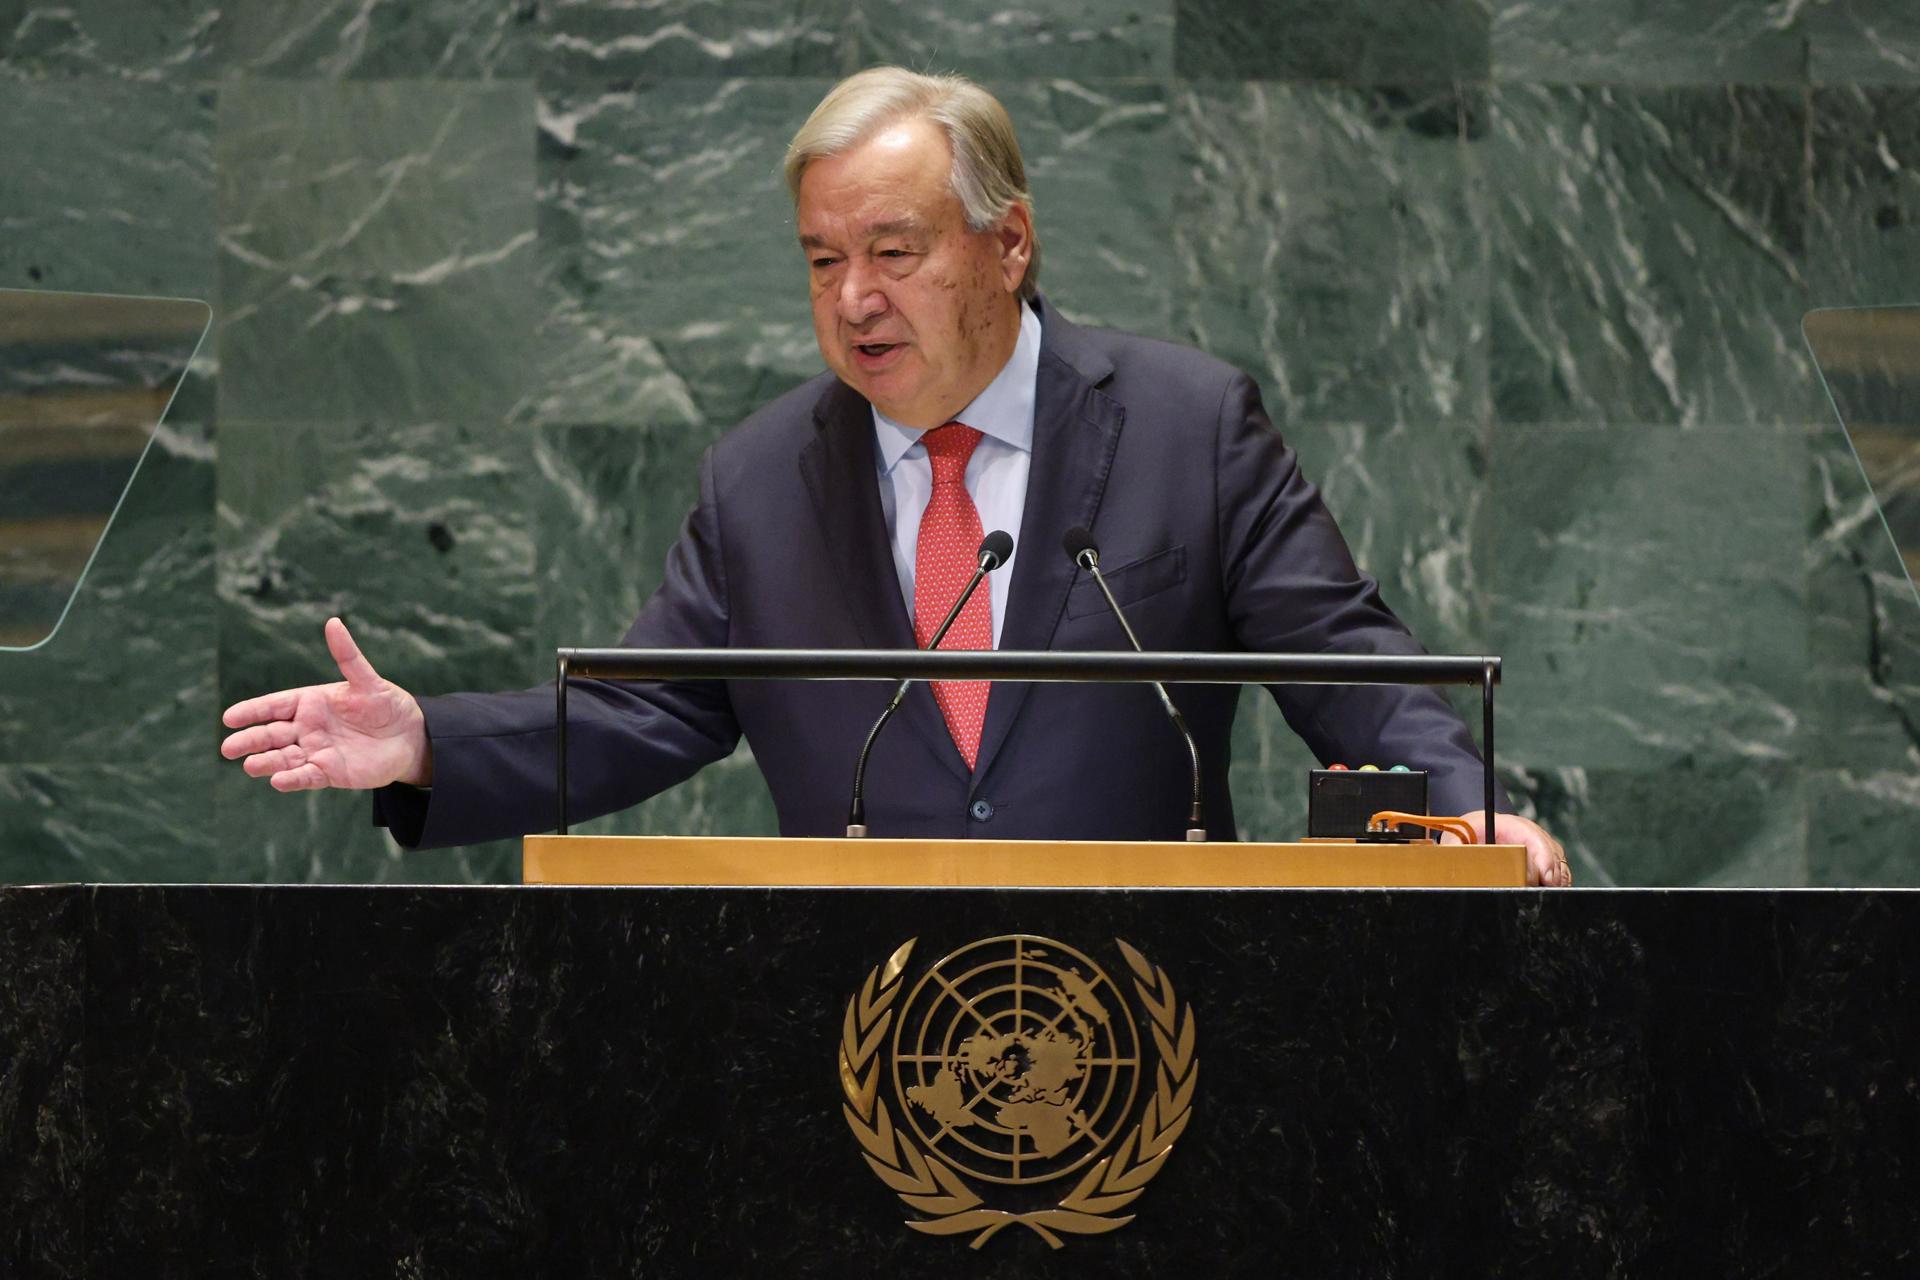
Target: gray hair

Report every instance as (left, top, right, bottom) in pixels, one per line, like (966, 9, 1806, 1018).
(784, 66, 1040, 302)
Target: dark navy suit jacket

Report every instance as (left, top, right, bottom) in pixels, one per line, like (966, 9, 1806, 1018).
(376, 300, 1500, 847)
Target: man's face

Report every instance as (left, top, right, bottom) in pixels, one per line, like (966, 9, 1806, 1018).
(796, 116, 1029, 429)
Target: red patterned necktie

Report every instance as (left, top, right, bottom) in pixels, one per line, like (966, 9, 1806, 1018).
(914, 422, 992, 769)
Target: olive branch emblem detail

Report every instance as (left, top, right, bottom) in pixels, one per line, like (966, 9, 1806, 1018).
(838, 936, 1198, 1249)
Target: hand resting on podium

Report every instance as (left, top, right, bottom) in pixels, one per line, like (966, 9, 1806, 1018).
(1451, 810, 1571, 888)
(220, 617, 432, 792)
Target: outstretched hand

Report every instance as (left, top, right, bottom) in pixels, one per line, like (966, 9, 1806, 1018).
(220, 617, 431, 792)
(1450, 810, 1571, 887)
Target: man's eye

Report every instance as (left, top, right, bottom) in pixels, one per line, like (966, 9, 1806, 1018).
(880, 249, 910, 259)
(810, 257, 839, 269)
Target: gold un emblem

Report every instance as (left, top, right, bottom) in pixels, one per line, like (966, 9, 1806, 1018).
(839, 934, 1198, 1249)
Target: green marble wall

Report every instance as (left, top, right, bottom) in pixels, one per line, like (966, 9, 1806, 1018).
(1, 1, 1916, 885)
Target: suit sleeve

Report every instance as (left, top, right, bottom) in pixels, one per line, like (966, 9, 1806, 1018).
(373, 447, 744, 849)
(1213, 372, 1507, 817)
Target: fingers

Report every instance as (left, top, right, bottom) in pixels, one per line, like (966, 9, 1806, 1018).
(222, 689, 301, 729)
(235, 742, 334, 792)
(1532, 838, 1572, 888)
(224, 618, 378, 728)
(269, 762, 330, 792)
(241, 745, 307, 778)
(324, 616, 383, 692)
(1526, 837, 1556, 887)
(1472, 810, 1571, 888)
(220, 720, 300, 761)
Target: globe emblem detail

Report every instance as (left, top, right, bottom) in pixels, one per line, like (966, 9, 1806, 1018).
(890, 934, 1142, 1185)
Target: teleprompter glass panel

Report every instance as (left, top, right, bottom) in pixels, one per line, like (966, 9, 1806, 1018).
(0, 289, 210, 650)
(1805, 306, 1920, 608)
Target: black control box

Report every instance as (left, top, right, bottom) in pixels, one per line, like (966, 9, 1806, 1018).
(1308, 769, 1429, 838)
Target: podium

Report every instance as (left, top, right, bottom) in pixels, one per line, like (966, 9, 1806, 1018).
(521, 834, 1530, 887)
(3, 877, 1914, 1273)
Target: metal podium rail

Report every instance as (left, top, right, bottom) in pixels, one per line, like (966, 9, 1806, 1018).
(551, 649, 1502, 837)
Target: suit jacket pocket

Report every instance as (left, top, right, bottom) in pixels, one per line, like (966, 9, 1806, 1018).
(1065, 545, 1187, 620)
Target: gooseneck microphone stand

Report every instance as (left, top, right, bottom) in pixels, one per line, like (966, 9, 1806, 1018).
(845, 530, 1013, 837)
(1064, 527, 1207, 841)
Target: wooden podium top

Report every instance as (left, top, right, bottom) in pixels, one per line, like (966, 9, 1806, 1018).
(521, 834, 1528, 888)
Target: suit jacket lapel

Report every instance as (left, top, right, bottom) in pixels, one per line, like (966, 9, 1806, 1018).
(972, 302, 1124, 787)
(799, 377, 972, 784)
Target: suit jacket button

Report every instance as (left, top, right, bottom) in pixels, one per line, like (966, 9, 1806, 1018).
(969, 799, 994, 822)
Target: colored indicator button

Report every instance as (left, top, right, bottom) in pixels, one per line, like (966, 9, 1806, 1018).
(1389, 765, 1411, 773)
(1328, 764, 1349, 771)
(1358, 764, 1380, 772)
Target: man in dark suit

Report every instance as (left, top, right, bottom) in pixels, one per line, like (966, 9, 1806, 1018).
(220, 68, 1569, 884)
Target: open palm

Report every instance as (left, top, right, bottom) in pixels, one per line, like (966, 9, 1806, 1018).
(220, 617, 431, 792)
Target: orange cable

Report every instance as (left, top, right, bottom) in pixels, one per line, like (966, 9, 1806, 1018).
(1366, 811, 1480, 845)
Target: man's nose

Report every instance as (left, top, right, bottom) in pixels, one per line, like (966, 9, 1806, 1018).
(836, 261, 889, 324)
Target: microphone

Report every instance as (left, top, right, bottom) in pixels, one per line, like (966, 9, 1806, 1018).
(1063, 526, 1206, 842)
(846, 530, 1014, 837)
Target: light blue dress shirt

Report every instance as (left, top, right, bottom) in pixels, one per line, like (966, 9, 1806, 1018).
(872, 300, 1040, 649)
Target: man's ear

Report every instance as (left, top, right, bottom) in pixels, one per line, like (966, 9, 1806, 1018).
(994, 203, 1034, 293)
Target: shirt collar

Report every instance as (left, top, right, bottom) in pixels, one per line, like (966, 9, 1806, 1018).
(872, 300, 1041, 474)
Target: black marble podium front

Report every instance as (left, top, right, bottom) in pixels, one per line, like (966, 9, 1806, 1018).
(2, 885, 1914, 1278)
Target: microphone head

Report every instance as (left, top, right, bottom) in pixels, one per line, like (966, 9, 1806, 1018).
(1062, 526, 1099, 568)
(978, 529, 1014, 571)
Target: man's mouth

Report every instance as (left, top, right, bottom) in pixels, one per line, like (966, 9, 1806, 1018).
(851, 341, 905, 370)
